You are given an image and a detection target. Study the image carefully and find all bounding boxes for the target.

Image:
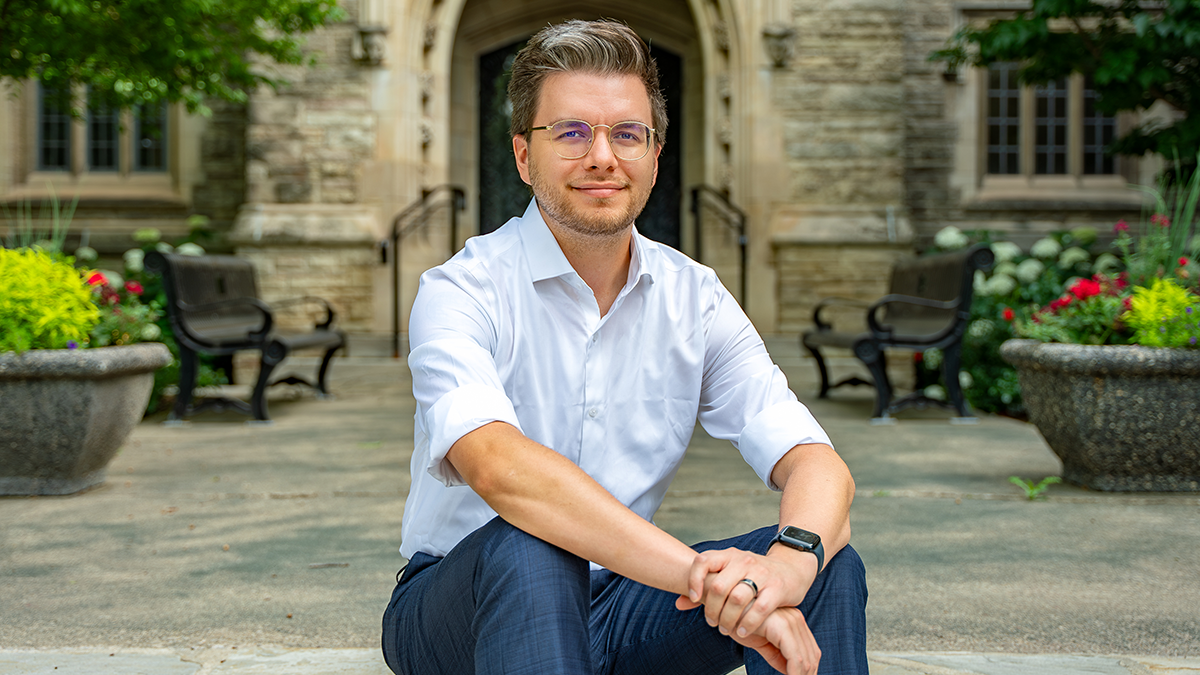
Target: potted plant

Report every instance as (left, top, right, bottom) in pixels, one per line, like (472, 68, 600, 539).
(999, 172, 1200, 492)
(0, 246, 171, 496)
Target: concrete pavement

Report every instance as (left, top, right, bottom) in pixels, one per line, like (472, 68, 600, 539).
(1, 337, 1198, 673)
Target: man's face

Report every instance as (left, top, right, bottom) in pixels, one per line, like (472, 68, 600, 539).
(514, 71, 661, 240)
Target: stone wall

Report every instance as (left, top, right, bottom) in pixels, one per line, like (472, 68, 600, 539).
(237, 244, 376, 333)
(783, 0, 906, 208)
(192, 99, 248, 247)
(775, 242, 915, 388)
(232, 2, 383, 334)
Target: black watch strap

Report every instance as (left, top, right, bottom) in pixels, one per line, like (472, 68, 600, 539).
(769, 526, 825, 575)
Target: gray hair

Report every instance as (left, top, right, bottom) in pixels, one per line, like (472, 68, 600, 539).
(507, 19, 668, 146)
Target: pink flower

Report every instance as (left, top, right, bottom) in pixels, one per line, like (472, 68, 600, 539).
(1002, 307, 1015, 322)
(125, 281, 144, 295)
(87, 272, 107, 286)
(1150, 213, 1171, 228)
(1113, 220, 1129, 233)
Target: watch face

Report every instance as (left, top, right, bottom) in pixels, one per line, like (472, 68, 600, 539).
(781, 526, 820, 548)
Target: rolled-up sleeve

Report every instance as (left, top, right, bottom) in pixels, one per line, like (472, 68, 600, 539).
(698, 279, 832, 491)
(408, 265, 522, 487)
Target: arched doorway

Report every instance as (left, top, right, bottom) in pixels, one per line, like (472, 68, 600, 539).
(450, 1, 703, 252)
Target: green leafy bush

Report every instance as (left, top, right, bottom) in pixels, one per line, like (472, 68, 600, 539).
(0, 247, 99, 352)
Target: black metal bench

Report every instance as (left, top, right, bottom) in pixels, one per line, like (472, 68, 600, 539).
(145, 251, 346, 422)
(801, 244, 994, 421)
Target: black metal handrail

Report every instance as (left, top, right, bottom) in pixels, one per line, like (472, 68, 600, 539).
(690, 185, 747, 310)
(380, 184, 467, 358)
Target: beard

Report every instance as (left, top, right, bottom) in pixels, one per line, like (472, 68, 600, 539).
(528, 158, 653, 240)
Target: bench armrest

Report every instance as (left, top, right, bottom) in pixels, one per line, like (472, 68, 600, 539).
(811, 297, 872, 331)
(269, 296, 337, 330)
(866, 294, 960, 338)
(178, 297, 274, 339)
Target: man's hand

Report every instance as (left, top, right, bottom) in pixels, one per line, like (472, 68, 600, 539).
(729, 607, 821, 675)
(674, 547, 821, 674)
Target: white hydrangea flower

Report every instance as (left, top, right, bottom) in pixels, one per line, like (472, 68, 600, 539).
(968, 320, 994, 339)
(101, 270, 124, 289)
(974, 270, 988, 294)
(123, 248, 145, 273)
(923, 348, 943, 369)
(993, 261, 1018, 278)
(155, 242, 175, 254)
(935, 226, 969, 250)
(958, 371, 974, 390)
(923, 385, 947, 401)
(990, 241, 1022, 263)
(1092, 252, 1121, 274)
(1016, 258, 1045, 284)
(985, 274, 1017, 296)
(74, 246, 99, 262)
(1030, 238, 1062, 260)
(176, 242, 206, 257)
(141, 324, 162, 341)
(1058, 246, 1090, 268)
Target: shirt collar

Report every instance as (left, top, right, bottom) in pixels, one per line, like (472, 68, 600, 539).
(518, 198, 576, 283)
(518, 197, 656, 289)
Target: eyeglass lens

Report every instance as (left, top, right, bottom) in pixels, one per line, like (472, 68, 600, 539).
(549, 120, 651, 160)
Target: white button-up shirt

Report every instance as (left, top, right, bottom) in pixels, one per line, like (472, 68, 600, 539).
(400, 199, 832, 560)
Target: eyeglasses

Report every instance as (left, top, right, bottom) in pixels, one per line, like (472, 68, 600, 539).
(528, 119, 656, 161)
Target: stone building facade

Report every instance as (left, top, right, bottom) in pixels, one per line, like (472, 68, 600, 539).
(0, 0, 1163, 340)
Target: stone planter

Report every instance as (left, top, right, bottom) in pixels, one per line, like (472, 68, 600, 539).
(0, 343, 172, 496)
(1000, 339, 1200, 492)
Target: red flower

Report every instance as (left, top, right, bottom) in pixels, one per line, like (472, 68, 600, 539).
(125, 281, 144, 295)
(913, 352, 924, 363)
(87, 272, 107, 286)
(1114, 273, 1129, 290)
(1180, 257, 1190, 267)
(1123, 296, 1132, 312)
(1069, 278, 1102, 300)
(1048, 295, 1073, 312)
(1151, 213, 1171, 228)
(1113, 220, 1129, 233)
(1002, 307, 1015, 322)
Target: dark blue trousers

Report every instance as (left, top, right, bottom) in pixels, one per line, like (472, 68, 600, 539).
(381, 518, 867, 675)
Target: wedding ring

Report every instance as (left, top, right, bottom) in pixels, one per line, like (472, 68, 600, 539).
(738, 578, 759, 599)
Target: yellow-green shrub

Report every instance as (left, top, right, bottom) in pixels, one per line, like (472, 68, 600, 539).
(0, 247, 100, 352)
(1125, 277, 1200, 348)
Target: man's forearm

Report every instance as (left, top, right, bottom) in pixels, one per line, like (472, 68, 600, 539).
(446, 421, 698, 594)
(771, 443, 855, 566)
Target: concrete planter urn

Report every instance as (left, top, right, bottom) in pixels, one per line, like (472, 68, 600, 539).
(0, 343, 171, 496)
(1000, 339, 1200, 492)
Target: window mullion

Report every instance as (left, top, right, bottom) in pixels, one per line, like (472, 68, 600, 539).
(1020, 84, 1034, 180)
(1069, 74, 1083, 179)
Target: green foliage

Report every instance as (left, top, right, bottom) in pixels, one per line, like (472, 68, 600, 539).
(0, 247, 99, 352)
(1125, 277, 1200, 348)
(1009, 475, 1061, 500)
(1016, 284, 1131, 345)
(932, 0, 1200, 166)
(87, 275, 162, 347)
(1, 189, 78, 252)
(0, 0, 346, 115)
(1116, 168, 1200, 288)
(922, 227, 1109, 416)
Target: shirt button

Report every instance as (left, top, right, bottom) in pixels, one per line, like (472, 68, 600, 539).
(592, 334, 598, 343)
(588, 408, 598, 418)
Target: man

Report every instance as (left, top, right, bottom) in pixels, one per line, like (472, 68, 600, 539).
(382, 19, 867, 675)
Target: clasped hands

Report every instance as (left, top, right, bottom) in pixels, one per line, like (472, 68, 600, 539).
(674, 547, 821, 675)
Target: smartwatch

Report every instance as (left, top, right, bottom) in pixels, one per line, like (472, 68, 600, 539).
(768, 526, 824, 575)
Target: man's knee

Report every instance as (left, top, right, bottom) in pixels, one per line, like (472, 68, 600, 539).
(472, 517, 590, 592)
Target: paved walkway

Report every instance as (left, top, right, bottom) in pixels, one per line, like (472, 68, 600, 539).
(2, 338, 1198, 674)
